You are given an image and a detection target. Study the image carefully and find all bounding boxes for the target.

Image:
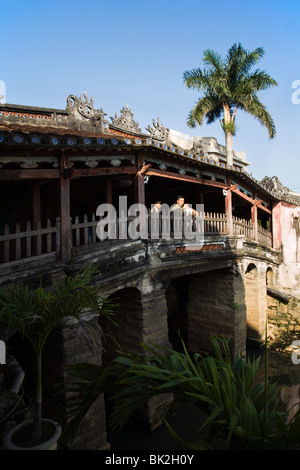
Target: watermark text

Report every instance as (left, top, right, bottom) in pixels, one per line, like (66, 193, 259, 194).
(0, 340, 6, 364)
(291, 80, 300, 104)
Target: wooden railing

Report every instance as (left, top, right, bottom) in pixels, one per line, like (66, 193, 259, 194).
(202, 212, 227, 234)
(233, 216, 254, 240)
(0, 212, 273, 264)
(72, 214, 98, 247)
(257, 224, 272, 247)
(0, 218, 60, 264)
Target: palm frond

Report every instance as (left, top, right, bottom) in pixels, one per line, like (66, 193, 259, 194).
(186, 95, 222, 128)
(238, 93, 277, 138)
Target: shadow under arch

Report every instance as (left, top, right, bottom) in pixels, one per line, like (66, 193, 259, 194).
(266, 266, 274, 286)
(101, 286, 143, 369)
(165, 276, 189, 352)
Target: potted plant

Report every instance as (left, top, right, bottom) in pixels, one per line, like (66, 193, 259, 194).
(0, 264, 114, 450)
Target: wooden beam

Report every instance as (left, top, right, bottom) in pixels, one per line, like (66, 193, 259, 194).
(231, 187, 255, 205)
(71, 166, 137, 178)
(232, 187, 272, 214)
(147, 168, 228, 188)
(257, 203, 272, 215)
(0, 169, 60, 180)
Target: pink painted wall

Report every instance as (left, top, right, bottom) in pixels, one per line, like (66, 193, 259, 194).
(272, 201, 300, 291)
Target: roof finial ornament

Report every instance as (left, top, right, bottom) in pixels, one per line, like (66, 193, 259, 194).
(146, 117, 170, 143)
(65, 91, 109, 131)
(110, 105, 141, 133)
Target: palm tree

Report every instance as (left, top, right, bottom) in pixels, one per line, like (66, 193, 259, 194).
(183, 43, 278, 166)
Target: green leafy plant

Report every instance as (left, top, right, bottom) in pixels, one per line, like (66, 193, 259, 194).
(63, 335, 300, 449)
(0, 264, 115, 446)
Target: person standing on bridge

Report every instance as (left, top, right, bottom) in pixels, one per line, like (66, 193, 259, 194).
(150, 201, 162, 215)
(170, 196, 185, 214)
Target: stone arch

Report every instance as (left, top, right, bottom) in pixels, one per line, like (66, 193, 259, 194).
(245, 262, 258, 276)
(165, 266, 247, 357)
(266, 266, 274, 286)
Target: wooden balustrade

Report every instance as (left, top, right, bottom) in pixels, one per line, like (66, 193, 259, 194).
(233, 216, 254, 239)
(0, 211, 273, 264)
(0, 218, 60, 264)
(257, 224, 272, 247)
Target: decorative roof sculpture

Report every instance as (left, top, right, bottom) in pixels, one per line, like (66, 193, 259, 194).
(260, 176, 290, 196)
(110, 104, 141, 133)
(66, 90, 109, 131)
(145, 117, 170, 143)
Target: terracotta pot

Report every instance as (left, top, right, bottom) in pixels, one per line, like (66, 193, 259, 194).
(3, 419, 62, 450)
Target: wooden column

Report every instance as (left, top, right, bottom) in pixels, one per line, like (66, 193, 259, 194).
(32, 183, 41, 228)
(197, 191, 204, 206)
(134, 152, 145, 206)
(225, 186, 233, 236)
(106, 177, 112, 205)
(59, 152, 71, 261)
(251, 205, 258, 241)
(251, 193, 258, 241)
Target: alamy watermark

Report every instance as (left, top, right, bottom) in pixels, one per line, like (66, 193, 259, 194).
(291, 80, 300, 104)
(291, 340, 300, 365)
(0, 340, 5, 364)
(96, 196, 205, 250)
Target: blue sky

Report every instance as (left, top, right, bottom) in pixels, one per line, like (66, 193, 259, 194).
(1, 0, 300, 190)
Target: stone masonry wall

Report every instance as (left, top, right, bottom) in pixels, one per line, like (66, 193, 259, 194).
(60, 314, 108, 450)
(185, 266, 247, 357)
(268, 295, 300, 337)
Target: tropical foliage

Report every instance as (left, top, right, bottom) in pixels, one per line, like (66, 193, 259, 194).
(63, 335, 300, 450)
(183, 43, 278, 165)
(0, 264, 115, 444)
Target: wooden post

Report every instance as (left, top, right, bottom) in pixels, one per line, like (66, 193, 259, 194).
(59, 152, 71, 261)
(251, 205, 258, 241)
(134, 152, 147, 238)
(251, 194, 258, 241)
(225, 185, 233, 236)
(134, 152, 145, 206)
(32, 183, 41, 228)
(106, 177, 113, 205)
(32, 183, 41, 256)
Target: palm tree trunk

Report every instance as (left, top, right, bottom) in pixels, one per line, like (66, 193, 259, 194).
(33, 351, 42, 440)
(223, 104, 234, 167)
(225, 130, 234, 167)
